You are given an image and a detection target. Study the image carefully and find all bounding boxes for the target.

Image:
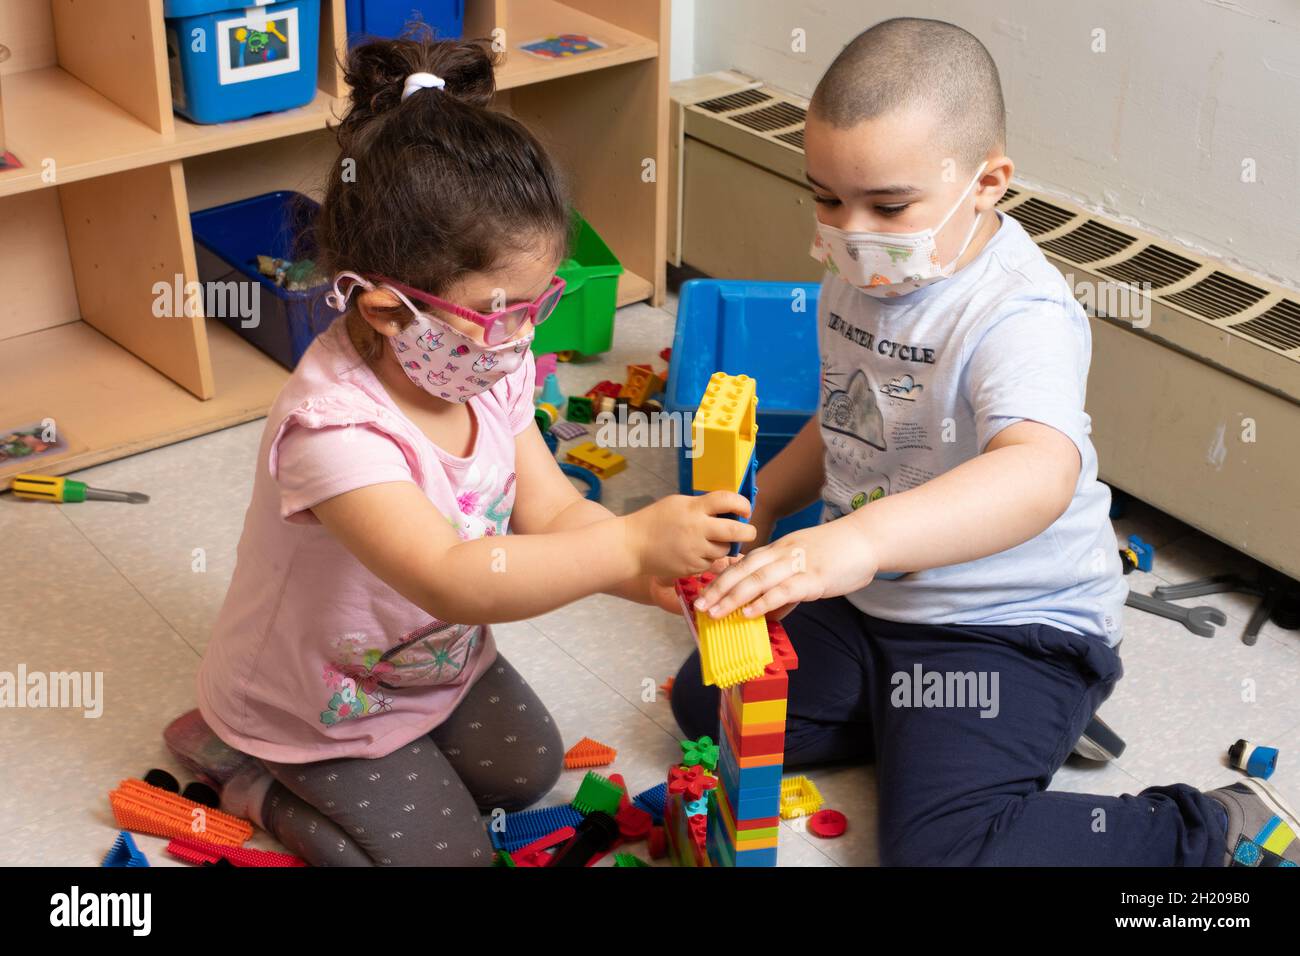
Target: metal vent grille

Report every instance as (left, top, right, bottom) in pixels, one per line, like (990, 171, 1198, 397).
(1163, 271, 1270, 321)
(1039, 220, 1137, 263)
(1230, 299, 1300, 352)
(997, 187, 1019, 204)
(1097, 245, 1200, 290)
(775, 129, 805, 149)
(1006, 197, 1076, 236)
(731, 102, 806, 133)
(696, 89, 771, 113)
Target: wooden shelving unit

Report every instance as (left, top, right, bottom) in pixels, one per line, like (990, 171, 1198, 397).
(0, 0, 668, 480)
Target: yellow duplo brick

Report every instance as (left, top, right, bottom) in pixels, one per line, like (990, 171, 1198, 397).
(691, 372, 758, 493)
(564, 441, 627, 478)
(695, 606, 773, 689)
(738, 697, 788, 726)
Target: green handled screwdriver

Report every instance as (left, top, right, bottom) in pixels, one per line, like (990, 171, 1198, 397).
(12, 473, 150, 504)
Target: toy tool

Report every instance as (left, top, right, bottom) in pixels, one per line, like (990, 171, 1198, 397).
(12, 473, 149, 503)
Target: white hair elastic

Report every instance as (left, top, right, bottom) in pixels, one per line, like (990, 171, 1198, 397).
(402, 72, 446, 100)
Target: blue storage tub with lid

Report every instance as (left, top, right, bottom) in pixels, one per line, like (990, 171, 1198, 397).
(665, 279, 824, 539)
(164, 0, 320, 124)
(190, 190, 339, 370)
(345, 1, 464, 44)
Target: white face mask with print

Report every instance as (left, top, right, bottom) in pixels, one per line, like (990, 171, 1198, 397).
(809, 162, 988, 297)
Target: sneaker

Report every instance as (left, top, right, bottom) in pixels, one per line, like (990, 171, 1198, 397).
(1073, 714, 1126, 762)
(1207, 777, 1300, 867)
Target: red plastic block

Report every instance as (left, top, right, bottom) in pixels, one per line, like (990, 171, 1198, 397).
(648, 825, 667, 860)
(608, 772, 632, 812)
(616, 804, 653, 840)
(766, 619, 800, 672)
(585, 380, 622, 400)
(166, 836, 306, 867)
(740, 664, 790, 703)
(809, 809, 847, 838)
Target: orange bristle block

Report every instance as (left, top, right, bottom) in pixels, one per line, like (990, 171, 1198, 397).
(110, 778, 253, 847)
(564, 737, 617, 769)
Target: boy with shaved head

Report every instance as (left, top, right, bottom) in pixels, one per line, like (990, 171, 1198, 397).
(673, 18, 1298, 866)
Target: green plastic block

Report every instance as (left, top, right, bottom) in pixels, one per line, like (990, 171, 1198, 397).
(614, 852, 649, 867)
(571, 771, 623, 816)
(566, 395, 594, 423)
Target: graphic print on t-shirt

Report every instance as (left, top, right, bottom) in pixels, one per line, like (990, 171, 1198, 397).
(821, 306, 942, 520)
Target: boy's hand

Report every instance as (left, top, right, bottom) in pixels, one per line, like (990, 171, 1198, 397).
(693, 519, 879, 620)
(743, 503, 776, 553)
(624, 493, 756, 580)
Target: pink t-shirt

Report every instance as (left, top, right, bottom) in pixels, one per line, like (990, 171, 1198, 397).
(197, 316, 536, 763)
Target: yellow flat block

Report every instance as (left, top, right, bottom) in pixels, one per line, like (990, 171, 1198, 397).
(696, 607, 773, 689)
(564, 441, 627, 478)
(780, 775, 825, 820)
(691, 372, 757, 493)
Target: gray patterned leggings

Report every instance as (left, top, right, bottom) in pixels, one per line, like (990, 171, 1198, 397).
(258, 655, 562, 866)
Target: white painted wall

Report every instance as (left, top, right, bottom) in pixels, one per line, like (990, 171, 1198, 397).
(671, 0, 1300, 286)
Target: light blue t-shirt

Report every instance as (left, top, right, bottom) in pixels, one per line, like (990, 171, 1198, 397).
(816, 211, 1127, 644)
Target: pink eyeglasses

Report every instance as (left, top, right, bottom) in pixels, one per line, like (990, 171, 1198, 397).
(326, 271, 566, 346)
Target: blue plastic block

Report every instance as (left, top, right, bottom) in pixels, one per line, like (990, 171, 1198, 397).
(1246, 745, 1279, 780)
(1127, 534, 1155, 572)
(666, 279, 824, 540)
(102, 831, 149, 868)
(632, 782, 667, 823)
(492, 805, 583, 852)
(719, 740, 783, 792)
(734, 846, 778, 867)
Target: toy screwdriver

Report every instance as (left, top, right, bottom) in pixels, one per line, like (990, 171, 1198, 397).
(11, 473, 150, 504)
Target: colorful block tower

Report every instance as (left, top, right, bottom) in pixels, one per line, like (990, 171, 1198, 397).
(662, 373, 800, 867)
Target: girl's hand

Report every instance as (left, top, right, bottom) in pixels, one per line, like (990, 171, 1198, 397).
(693, 519, 880, 620)
(623, 492, 756, 580)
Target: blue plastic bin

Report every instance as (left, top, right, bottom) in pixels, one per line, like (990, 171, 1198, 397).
(190, 191, 339, 370)
(345, 1, 464, 44)
(164, 0, 320, 124)
(665, 279, 824, 539)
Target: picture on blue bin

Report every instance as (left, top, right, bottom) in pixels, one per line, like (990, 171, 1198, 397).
(218, 10, 300, 84)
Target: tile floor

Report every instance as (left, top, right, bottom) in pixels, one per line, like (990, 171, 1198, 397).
(2, 296, 1298, 867)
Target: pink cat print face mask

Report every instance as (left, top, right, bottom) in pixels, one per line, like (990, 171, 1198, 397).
(326, 272, 535, 403)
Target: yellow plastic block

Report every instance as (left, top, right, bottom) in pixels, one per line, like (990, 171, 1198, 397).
(691, 372, 758, 493)
(695, 607, 773, 689)
(734, 696, 788, 727)
(779, 775, 825, 820)
(564, 441, 627, 478)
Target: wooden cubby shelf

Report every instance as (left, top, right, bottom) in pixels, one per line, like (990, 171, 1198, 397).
(0, 0, 668, 482)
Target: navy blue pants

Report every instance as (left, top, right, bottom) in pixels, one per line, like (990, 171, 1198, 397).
(671, 596, 1226, 866)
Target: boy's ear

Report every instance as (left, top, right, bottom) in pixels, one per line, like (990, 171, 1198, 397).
(977, 155, 1016, 211)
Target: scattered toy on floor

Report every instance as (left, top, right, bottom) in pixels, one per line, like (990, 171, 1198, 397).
(564, 736, 617, 769)
(808, 808, 847, 839)
(102, 831, 149, 868)
(1229, 739, 1279, 780)
(13, 473, 150, 504)
(550, 420, 588, 441)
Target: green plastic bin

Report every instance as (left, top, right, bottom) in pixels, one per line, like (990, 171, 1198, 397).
(532, 211, 623, 357)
